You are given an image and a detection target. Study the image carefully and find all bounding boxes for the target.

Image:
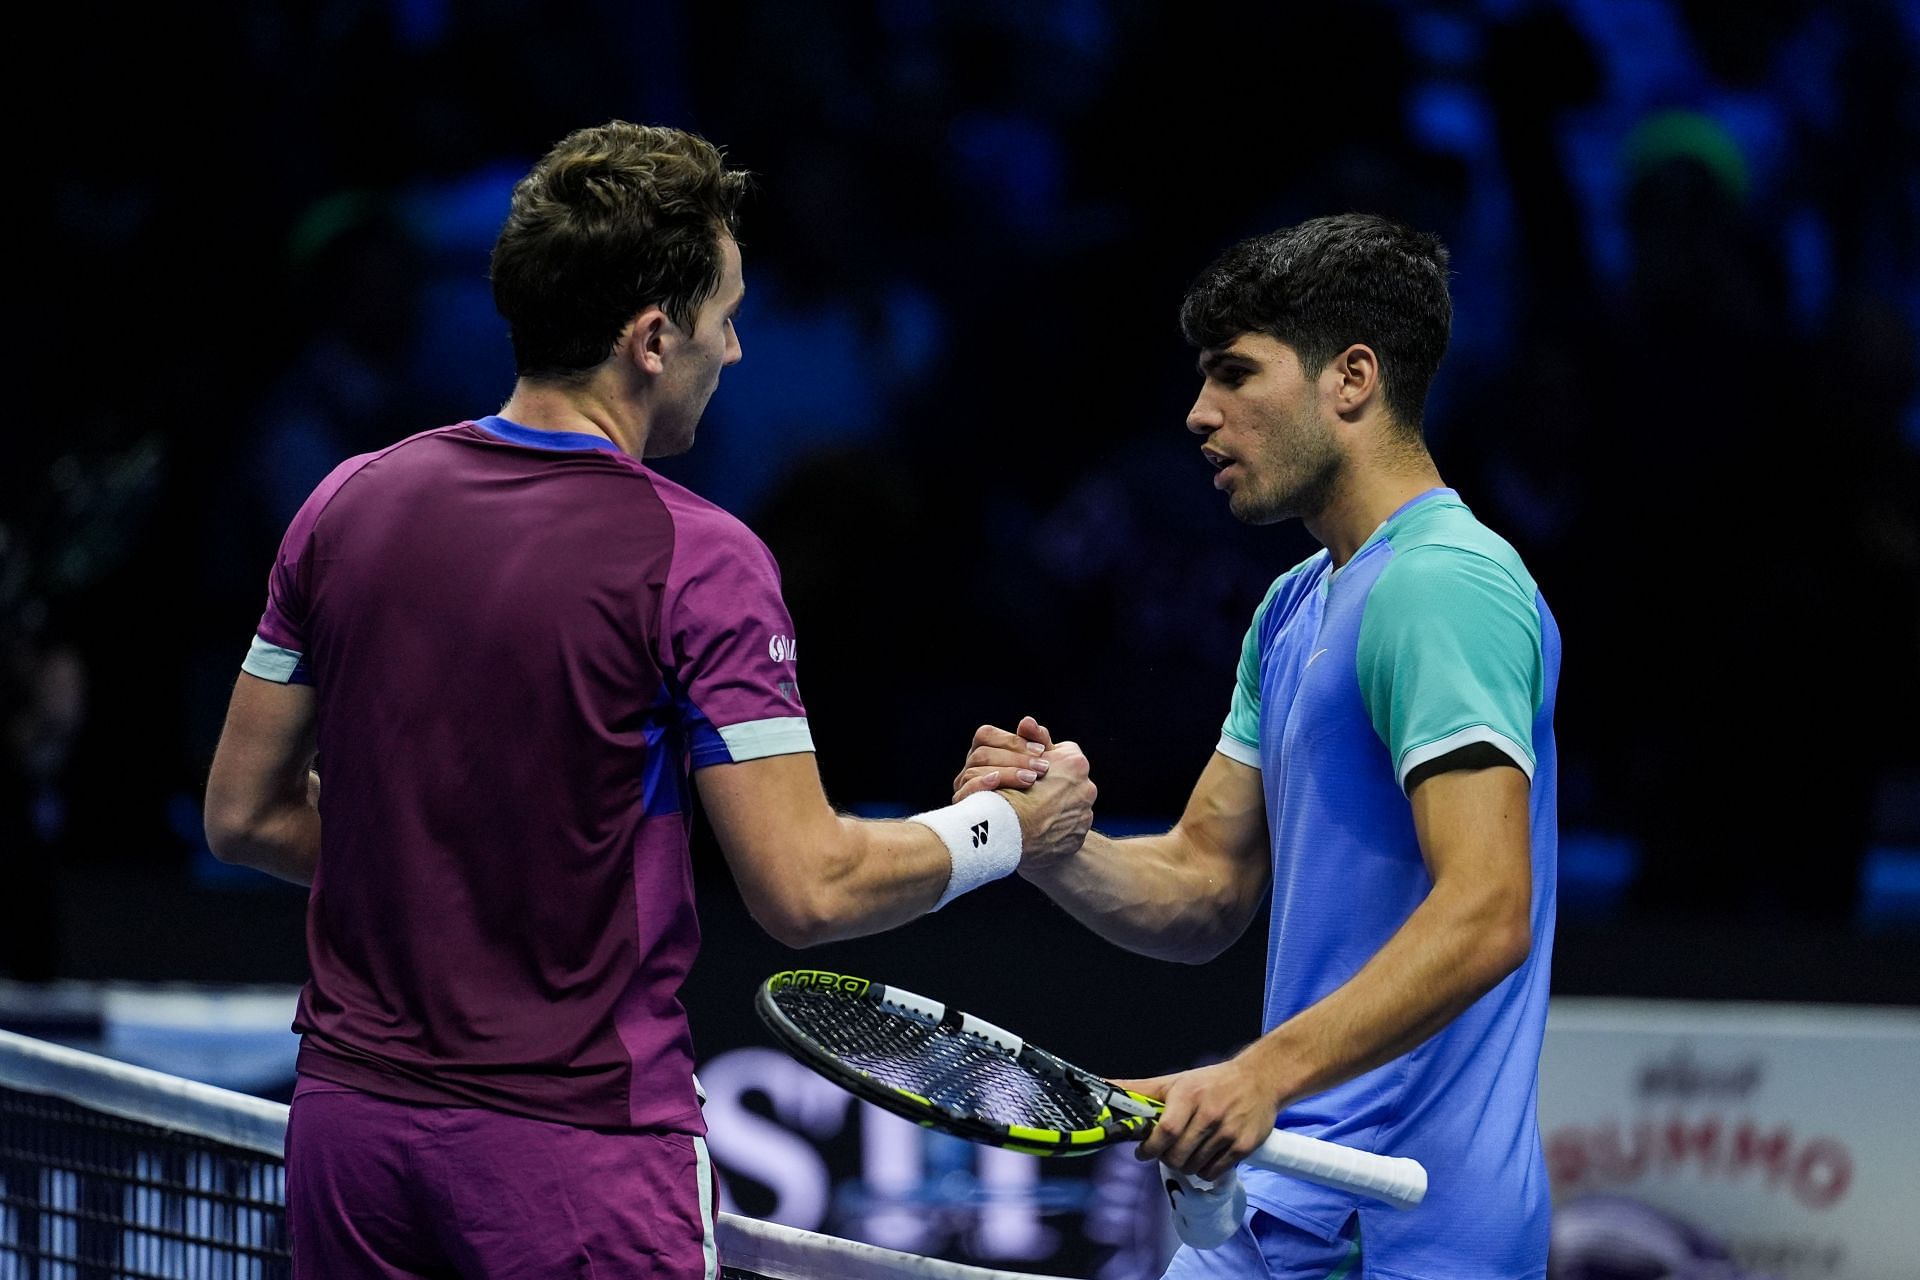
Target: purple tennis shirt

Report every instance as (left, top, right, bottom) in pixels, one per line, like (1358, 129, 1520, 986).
(241, 416, 812, 1134)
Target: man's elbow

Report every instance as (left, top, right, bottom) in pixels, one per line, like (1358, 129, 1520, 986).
(1163, 882, 1267, 965)
(1163, 932, 1237, 965)
(739, 825, 873, 949)
(750, 906, 838, 951)
(1486, 910, 1532, 982)
(204, 797, 275, 868)
(203, 803, 252, 865)
(745, 886, 842, 950)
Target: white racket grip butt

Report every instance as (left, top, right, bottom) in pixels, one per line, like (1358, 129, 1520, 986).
(1247, 1129, 1429, 1211)
(1162, 1163, 1245, 1250)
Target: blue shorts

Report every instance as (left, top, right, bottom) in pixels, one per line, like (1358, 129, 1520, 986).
(1162, 1208, 1361, 1280)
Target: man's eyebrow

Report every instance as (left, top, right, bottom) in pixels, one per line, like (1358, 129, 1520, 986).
(1198, 349, 1257, 376)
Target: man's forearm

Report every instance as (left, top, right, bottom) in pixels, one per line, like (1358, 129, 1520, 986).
(1021, 828, 1266, 964)
(1242, 878, 1530, 1106)
(764, 814, 958, 947)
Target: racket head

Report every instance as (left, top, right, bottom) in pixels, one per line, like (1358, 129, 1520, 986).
(755, 969, 1159, 1156)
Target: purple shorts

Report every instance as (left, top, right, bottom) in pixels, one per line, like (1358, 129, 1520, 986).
(286, 1077, 717, 1279)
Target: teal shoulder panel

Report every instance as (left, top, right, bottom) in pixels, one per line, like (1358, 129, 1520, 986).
(1219, 560, 1315, 763)
(1355, 514, 1543, 790)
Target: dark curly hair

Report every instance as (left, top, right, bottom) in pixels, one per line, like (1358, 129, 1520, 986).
(1180, 214, 1452, 431)
(490, 121, 750, 382)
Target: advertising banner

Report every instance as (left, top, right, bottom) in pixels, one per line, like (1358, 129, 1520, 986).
(1539, 999, 1920, 1279)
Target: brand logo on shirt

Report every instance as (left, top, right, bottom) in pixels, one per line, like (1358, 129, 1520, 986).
(1306, 647, 1330, 669)
(769, 634, 798, 663)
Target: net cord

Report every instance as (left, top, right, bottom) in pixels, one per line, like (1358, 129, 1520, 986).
(0, 1027, 288, 1157)
(1, 1028, 1075, 1280)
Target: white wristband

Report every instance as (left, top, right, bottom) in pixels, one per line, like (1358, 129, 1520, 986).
(908, 790, 1022, 911)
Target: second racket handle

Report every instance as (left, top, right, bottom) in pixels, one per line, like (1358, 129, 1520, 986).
(1162, 1163, 1245, 1250)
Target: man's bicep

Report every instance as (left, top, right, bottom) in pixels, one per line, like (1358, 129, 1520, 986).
(697, 752, 860, 947)
(1407, 761, 1531, 903)
(207, 673, 318, 822)
(695, 752, 833, 877)
(1175, 752, 1270, 884)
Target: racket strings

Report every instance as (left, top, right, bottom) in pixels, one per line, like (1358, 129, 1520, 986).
(773, 989, 1106, 1131)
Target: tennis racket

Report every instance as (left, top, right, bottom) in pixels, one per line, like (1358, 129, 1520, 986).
(754, 969, 1428, 1247)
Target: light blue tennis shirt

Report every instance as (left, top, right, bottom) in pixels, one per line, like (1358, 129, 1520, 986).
(1218, 488, 1559, 1278)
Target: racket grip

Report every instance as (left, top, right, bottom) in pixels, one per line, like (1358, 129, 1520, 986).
(1245, 1129, 1429, 1210)
(1162, 1163, 1245, 1250)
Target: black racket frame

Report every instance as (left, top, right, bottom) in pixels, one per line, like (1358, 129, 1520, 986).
(755, 969, 1158, 1156)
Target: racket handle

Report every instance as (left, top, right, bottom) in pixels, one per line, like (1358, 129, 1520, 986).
(1243, 1129, 1429, 1210)
(1162, 1163, 1245, 1249)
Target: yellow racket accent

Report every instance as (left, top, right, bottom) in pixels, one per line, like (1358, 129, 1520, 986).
(767, 969, 870, 997)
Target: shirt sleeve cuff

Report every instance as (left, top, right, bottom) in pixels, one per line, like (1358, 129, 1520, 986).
(1394, 724, 1533, 791)
(1215, 734, 1262, 769)
(709, 716, 816, 764)
(241, 635, 308, 685)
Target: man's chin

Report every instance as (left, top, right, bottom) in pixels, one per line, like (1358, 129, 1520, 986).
(1227, 488, 1289, 526)
(642, 430, 697, 460)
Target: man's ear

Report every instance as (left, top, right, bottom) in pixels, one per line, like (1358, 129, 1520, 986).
(1327, 343, 1382, 420)
(623, 306, 673, 376)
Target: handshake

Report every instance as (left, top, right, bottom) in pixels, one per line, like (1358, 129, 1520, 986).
(949, 715, 1097, 870)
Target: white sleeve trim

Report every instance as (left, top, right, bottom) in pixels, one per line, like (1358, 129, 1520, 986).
(1215, 734, 1262, 769)
(716, 716, 815, 761)
(241, 636, 303, 684)
(1395, 724, 1533, 791)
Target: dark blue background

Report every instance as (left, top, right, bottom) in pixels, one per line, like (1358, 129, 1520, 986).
(5, 3, 1918, 1001)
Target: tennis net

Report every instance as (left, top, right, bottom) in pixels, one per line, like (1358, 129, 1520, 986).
(0, 1028, 1074, 1280)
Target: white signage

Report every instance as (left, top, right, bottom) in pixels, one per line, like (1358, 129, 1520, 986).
(697, 1045, 1174, 1276)
(1539, 1000, 1920, 1279)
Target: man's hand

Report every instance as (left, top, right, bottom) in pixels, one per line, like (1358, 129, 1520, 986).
(1000, 737, 1095, 868)
(1114, 1052, 1287, 1183)
(952, 716, 1054, 800)
(949, 716, 1092, 866)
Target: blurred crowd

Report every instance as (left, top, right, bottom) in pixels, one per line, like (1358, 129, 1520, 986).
(6, 0, 1918, 979)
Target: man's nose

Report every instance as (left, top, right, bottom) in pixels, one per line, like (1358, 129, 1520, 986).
(1187, 397, 1220, 436)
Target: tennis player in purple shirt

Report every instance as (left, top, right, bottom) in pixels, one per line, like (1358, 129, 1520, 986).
(204, 121, 1096, 1280)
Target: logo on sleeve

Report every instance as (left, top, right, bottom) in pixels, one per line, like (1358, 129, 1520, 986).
(769, 634, 798, 663)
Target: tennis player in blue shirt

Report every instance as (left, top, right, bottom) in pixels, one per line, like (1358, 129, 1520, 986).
(960, 214, 1560, 1279)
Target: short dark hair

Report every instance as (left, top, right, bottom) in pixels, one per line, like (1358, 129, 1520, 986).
(1179, 214, 1452, 430)
(491, 121, 750, 382)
